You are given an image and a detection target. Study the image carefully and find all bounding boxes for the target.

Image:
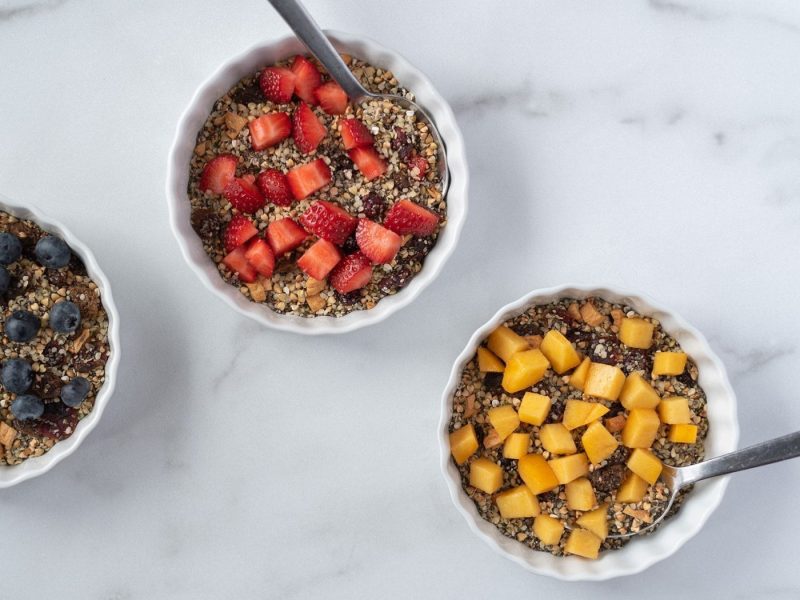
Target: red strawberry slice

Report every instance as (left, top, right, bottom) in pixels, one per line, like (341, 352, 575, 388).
(355, 219, 402, 264)
(339, 118, 374, 150)
(244, 238, 275, 278)
(249, 112, 291, 150)
(291, 55, 322, 104)
(407, 154, 428, 179)
(222, 246, 257, 283)
(266, 217, 307, 256)
(223, 177, 265, 213)
(348, 146, 387, 181)
(199, 154, 238, 194)
(329, 252, 373, 293)
(384, 199, 440, 236)
(296, 239, 342, 280)
(259, 67, 296, 104)
(292, 102, 327, 154)
(223, 215, 259, 253)
(314, 81, 348, 115)
(299, 200, 357, 246)
(286, 158, 331, 200)
(256, 169, 293, 206)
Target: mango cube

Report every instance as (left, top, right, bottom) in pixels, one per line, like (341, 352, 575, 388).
(495, 485, 541, 519)
(503, 432, 530, 459)
(568, 357, 592, 391)
(518, 453, 560, 495)
(619, 372, 661, 410)
(533, 514, 564, 546)
(668, 423, 698, 444)
(548, 452, 589, 484)
(539, 423, 577, 455)
(627, 449, 662, 484)
(565, 477, 597, 511)
(581, 421, 619, 464)
(502, 349, 550, 393)
(576, 504, 609, 541)
(449, 424, 479, 465)
(469, 458, 504, 493)
(652, 351, 687, 377)
(539, 330, 581, 374)
(616, 471, 649, 503)
(584, 363, 625, 401)
(618, 317, 654, 349)
(657, 396, 692, 424)
(487, 325, 529, 362)
(518, 392, 551, 426)
(563, 399, 609, 430)
(621, 408, 660, 448)
(477, 346, 504, 373)
(564, 528, 601, 559)
(487, 405, 520, 441)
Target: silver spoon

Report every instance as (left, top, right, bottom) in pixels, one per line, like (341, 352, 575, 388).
(267, 0, 449, 194)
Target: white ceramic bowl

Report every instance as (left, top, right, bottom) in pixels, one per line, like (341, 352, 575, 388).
(438, 284, 739, 580)
(166, 30, 468, 335)
(0, 194, 120, 487)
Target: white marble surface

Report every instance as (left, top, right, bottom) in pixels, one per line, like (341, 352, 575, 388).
(1, 0, 800, 597)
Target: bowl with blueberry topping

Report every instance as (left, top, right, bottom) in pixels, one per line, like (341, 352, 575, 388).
(0, 194, 119, 487)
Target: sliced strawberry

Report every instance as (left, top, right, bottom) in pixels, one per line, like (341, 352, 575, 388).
(292, 102, 327, 154)
(199, 154, 238, 194)
(384, 199, 440, 236)
(339, 118, 374, 150)
(244, 238, 275, 278)
(355, 219, 402, 264)
(223, 177, 265, 213)
(249, 112, 291, 151)
(223, 215, 259, 253)
(256, 169, 293, 206)
(266, 217, 307, 256)
(348, 146, 387, 181)
(329, 252, 373, 293)
(222, 246, 257, 283)
(299, 201, 357, 246)
(291, 55, 322, 104)
(314, 81, 348, 115)
(286, 158, 332, 200)
(407, 154, 428, 179)
(259, 67, 296, 104)
(296, 239, 342, 280)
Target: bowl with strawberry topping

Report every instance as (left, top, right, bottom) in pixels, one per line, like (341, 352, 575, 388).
(167, 31, 468, 333)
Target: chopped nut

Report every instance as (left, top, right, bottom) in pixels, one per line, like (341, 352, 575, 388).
(246, 281, 267, 302)
(194, 142, 206, 156)
(604, 414, 627, 433)
(610, 308, 624, 328)
(483, 428, 502, 449)
(464, 396, 476, 418)
(567, 302, 582, 321)
(306, 277, 326, 296)
(0, 422, 17, 448)
(525, 334, 543, 349)
(580, 301, 605, 326)
(307, 294, 326, 312)
(339, 53, 352, 65)
(623, 507, 653, 523)
(225, 111, 248, 136)
(69, 328, 92, 354)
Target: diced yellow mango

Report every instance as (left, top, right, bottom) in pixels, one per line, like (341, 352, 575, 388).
(621, 408, 660, 448)
(586, 403, 610, 423)
(563, 400, 609, 430)
(568, 357, 592, 391)
(616, 471, 649, 503)
(652, 351, 688, 377)
(576, 504, 609, 540)
(668, 423, 698, 444)
(582, 421, 619, 464)
(584, 363, 625, 401)
(533, 514, 564, 546)
(619, 372, 660, 410)
(502, 349, 550, 393)
(518, 392, 551, 426)
(487, 405, 520, 441)
(487, 325, 529, 362)
(518, 454, 560, 495)
(495, 485, 540, 519)
(564, 528, 601, 559)
(657, 396, 692, 424)
(539, 330, 581, 374)
(627, 449, 662, 484)
(565, 477, 596, 511)
(503, 432, 530, 459)
(548, 452, 589, 484)
(469, 458, 504, 493)
(449, 424, 479, 465)
(539, 423, 577, 455)
(618, 317, 654, 349)
(477, 346, 504, 373)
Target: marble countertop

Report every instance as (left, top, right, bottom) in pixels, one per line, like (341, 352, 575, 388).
(2, 0, 800, 597)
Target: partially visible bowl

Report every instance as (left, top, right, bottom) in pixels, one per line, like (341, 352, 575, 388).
(166, 30, 468, 335)
(438, 284, 739, 580)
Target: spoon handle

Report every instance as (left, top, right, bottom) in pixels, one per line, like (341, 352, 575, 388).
(267, 0, 370, 99)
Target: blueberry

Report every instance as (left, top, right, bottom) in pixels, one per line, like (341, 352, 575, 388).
(34, 235, 71, 269)
(0, 232, 22, 265)
(10, 394, 44, 420)
(49, 300, 81, 333)
(1, 358, 33, 393)
(0, 266, 9, 294)
(4, 310, 40, 342)
(61, 376, 90, 407)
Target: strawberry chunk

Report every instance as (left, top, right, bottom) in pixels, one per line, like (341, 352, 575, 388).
(296, 239, 342, 280)
(224, 177, 265, 213)
(222, 246, 257, 283)
(384, 199, 440, 236)
(199, 154, 238, 194)
(407, 154, 428, 179)
(314, 81, 348, 115)
(299, 201, 357, 246)
(348, 146, 387, 181)
(244, 238, 275, 278)
(329, 252, 373, 293)
(223, 214, 258, 253)
(256, 169, 293, 206)
(291, 55, 322, 105)
(259, 67, 296, 104)
(249, 112, 291, 151)
(266, 217, 307, 256)
(355, 219, 402, 264)
(292, 102, 327, 154)
(286, 158, 331, 200)
(339, 118, 374, 150)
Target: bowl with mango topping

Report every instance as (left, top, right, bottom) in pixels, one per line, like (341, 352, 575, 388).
(439, 285, 738, 580)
